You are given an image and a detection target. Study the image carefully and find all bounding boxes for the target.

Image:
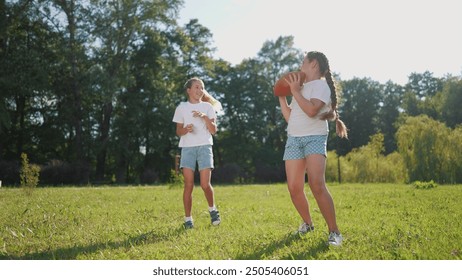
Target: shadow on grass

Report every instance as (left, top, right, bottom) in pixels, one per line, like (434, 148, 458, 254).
(236, 233, 329, 260)
(281, 240, 330, 260)
(1, 226, 185, 260)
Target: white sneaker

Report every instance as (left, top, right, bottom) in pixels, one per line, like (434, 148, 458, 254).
(328, 232, 343, 246)
(297, 222, 314, 234)
(210, 210, 221, 226)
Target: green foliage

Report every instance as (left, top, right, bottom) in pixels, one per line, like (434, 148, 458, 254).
(339, 78, 383, 154)
(325, 151, 343, 183)
(326, 134, 407, 183)
(20, 153, 40, 193)
(406, 71, 443, 99)
(447, 126, 462, 182)
(396, 115, 460, 183)
(378, 81, 404, 154)
(412, 180, 438, 190)
(0, 184, 461, 260)
(168, 169, 184, 189)
(438, 77, 462, 128)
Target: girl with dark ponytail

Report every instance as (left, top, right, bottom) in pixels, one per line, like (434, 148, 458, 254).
(278, 51, 346, 246)
(306, 51, 348, 138)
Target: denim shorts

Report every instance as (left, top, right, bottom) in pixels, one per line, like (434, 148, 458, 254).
(180, 145, 214, 171)
(283, 135, 327, 160)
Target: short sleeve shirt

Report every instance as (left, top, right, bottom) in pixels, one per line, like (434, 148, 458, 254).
(287, 79, 331, 136)
(172, 101, 216, 147)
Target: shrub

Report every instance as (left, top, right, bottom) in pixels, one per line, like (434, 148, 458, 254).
(20, 153, 40, 193)
(331, 133, 407, 183)
(326, 151, 347, 183)
(413, 180, 438, 190)
(168, 169, 184, 189)
(397, 116, 457, 183)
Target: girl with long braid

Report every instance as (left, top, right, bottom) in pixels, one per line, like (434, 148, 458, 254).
(279, 51, 347, 246)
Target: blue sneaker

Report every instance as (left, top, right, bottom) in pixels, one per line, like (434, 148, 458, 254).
(183, 220, 194, 229)
(210, 210, 221, 226)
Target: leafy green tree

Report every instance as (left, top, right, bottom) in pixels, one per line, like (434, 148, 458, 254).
(339, 78, 382, 155)
(369, 133, 385, 164)
(402, 71, 443, 118)
(0, 0, 58, 162)
(439, 77, 462, 128)
(406, 71, 443, 99)
(87, 0, 182, 182)
(343, 133, 405, 183)
(34, 0, 95, 182)
(215, 61, 263, 180)
(326, 134, 406, 183)
(378, 81, 404, 154)
(396, 115, 451, 183)
(52, 0, 87, 166)
(111, 27, 185, 183)
(447, 126, 462, 183)
(178, 19, 216, 78)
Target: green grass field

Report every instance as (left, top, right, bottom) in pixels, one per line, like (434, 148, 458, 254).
(1, 183, 461, 260)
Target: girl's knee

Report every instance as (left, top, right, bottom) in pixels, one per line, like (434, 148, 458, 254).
(200, 183, 212, 191)
(184, 183, 194, 192)
(288, 184, 304, 197)
(309, 183, 328, 197)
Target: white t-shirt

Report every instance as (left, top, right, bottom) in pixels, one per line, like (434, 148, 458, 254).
(287, 79, 331, 136)
(172, 101, 217, 147)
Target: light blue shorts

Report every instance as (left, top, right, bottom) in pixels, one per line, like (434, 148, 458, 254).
(283, 135, 327, 160)
(180, 145, 214, 171)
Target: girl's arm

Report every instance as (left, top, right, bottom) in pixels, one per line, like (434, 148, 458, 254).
(203, 116, 217, 135)
(192, 111, 217, 135)
(176, 122, 192, 137)
(278, 96, 291, 123)
(286, 74, 324, 117)
(292, 92, 325, 118)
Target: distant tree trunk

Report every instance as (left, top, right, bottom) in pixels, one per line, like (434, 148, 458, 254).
(15, 95, 26, 158)
(115, 139, 129, 184)
(95, 102, 112, 181)
(58, 0, 87, 183)
(67, 0, 85, 170)
(115, 159, 127, 183)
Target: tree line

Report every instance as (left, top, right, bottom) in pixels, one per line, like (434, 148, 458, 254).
(1, 0, 461, 185)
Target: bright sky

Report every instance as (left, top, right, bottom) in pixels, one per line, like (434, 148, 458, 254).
(178, 0, 462, 85)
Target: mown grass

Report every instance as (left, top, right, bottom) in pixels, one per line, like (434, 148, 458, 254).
(0, 184, 461, 260)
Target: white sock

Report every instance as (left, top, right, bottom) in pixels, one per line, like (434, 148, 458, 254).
(208, 206, 217, 212)
(184, 216, 193, 222)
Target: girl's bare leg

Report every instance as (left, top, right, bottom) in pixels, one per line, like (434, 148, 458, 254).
(305, 154, 339, 233)
(285, 159, 313, 225)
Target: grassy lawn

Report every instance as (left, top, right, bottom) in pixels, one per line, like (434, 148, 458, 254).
(0, 183, 461, 260)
